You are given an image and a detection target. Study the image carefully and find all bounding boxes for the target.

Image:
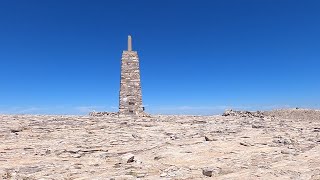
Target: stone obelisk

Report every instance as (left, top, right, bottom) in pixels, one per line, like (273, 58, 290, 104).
(119, 35, 144, 115)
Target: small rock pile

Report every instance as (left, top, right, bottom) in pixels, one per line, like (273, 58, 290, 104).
(222, 109, 265, 118)
(89, 111, 151, 117)
(89, 112, 118, 117)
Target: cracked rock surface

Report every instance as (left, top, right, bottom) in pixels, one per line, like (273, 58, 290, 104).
(0, 109, 320, 179)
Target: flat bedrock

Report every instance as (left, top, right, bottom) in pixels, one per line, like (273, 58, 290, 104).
(0, 109, 319, 179)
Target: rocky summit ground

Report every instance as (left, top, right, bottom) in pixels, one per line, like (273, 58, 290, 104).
(0, 109, 320, 180)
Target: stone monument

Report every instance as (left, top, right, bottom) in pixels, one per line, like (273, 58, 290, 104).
(119, 35, 144, 115)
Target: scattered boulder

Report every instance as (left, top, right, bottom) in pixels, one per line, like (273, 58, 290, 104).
(202, 168, 213, 177)
(202, 167, 221, 177)
(205, 136, 217, 141)
(160, 172, 167, 177)
(252, 121, 265, 128)
(10, 129, 22, 133)
(154, 156, 163, 160)
(240, 142, 252, 147)
(252, 124, 264, 128)
(272, 136, 294, 145)
(121, 153, 135, 163)
(281, 149, 295, 155)
(72, 154, 82, 158)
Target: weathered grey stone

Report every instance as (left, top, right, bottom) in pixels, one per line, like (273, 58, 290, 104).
(240, 141, 252, 146)
(121, 153, 135, 163)
(160, 173, 167, 177)
(202, 167, 221, 177)
(205, 136, 217, 141)
(202, 167, 213, 177)
(89, 36, 147, 117)
(281, 149, 295, 154)
(119, 36, 144, 116)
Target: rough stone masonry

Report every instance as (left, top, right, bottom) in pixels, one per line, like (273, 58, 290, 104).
(119, 35, 144, 115)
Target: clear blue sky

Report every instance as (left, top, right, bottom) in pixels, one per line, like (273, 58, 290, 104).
(0, 0, 319, 115)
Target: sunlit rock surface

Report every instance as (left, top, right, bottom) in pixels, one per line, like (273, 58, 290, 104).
(0, 109, 320, 179)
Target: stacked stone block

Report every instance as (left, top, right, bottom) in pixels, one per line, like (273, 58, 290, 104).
(119, 36, 144, 115)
